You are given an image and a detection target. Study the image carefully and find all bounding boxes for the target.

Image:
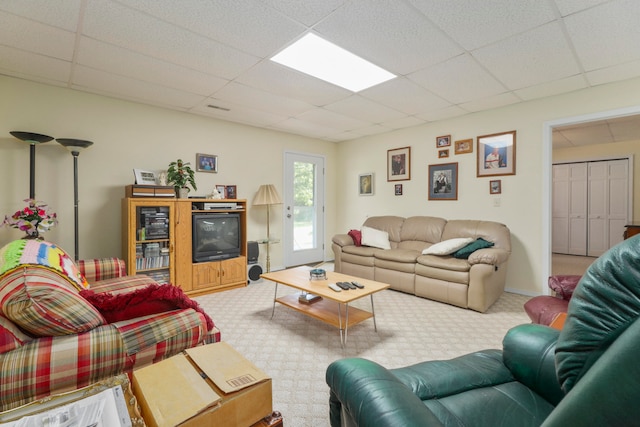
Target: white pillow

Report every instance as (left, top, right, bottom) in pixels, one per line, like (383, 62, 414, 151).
(422, 237, 475, 255)
(361, 226, 391, 250)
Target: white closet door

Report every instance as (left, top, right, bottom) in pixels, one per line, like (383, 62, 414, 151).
(552, 164, 570, 254)
(568, 163, 588, 255)
(607, 160, 629, 248)
(587, 160, 629, 257)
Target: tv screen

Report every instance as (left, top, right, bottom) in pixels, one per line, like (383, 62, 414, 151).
(192, 213, 241, 262)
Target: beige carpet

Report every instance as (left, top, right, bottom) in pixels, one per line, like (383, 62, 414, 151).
(195, 283, 531, 427)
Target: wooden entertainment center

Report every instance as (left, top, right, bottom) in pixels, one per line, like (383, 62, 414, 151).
(122, 197, 248, 296)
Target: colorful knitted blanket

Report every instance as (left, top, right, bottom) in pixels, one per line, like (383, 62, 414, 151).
(0, 240, 89, 290)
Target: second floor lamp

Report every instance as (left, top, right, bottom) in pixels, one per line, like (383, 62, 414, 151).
(252, 184, 282, 272)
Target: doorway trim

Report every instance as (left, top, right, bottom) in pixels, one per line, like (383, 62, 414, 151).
(542, 105, 640, 295)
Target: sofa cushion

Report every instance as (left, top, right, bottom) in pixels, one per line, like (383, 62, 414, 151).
(452, 238, 495, 259)
(348, 229, 362, 246)
(361, 226, 391, 250)
(80, 283, 215, 331)
(422, 237, 475, 255)
(416, 255, 471, 272)
(0, 267, 105, 336)
(0, 240, 89, 291)
(362, 216, 405, 245)
(400, 216, 447, 244)
(0, 315, 33, 353)
(374, 248, 420, 263)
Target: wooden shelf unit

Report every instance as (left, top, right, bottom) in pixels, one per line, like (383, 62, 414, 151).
(122, 197, 247, 296)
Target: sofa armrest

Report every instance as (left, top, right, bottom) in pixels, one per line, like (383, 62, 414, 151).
(502, 323, 564, 405)
(548, 275, 581, 300)
(467, 248, 510, 265)
(332, 233, 354, 247)
(77, 258, 127, 283)
(326, 358, 444, 427)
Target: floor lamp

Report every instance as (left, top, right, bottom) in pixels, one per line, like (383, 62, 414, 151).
(57, 138, 94, 261)
(252, 184, 282, 272)
(10, 131, 54, 199)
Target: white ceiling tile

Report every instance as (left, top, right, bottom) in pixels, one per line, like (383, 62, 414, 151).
(0, 0, 81, 31)
(474, 22, 580, 90)
(236, 61, 351, 106)
(557, 123, 614, 145)
(350, 124, 394, 137)
(608, 116, 640, 141)
(408, 54, 506, 104)
(458, 92, 520, 113)
(314, 0, 462, 75)
(121, 0, 306, 57)
(268, 117, 343, 139)
(514, 75, 587, 100)
(76, 38, 228, 96)
(586, 59, 640, 86)
(211, 82, 314, 117)
(0, 46, 71, 84)
(381, 115, 429, 130)
(71, 66, 206, 110)
(408, 0, 556, 50)
(415, 106, 469, 122)
(260, 0, 349, 27)
(565, 0, 640, 71)
(0, 11, 75, 60)
(191, 99, 288, 128)
(553, 0, 611, 16)
(82, 0, 259, 79)
(323, 95, 406, 123)
(294, 108, 370, 132)
(360, 78, 452, 115)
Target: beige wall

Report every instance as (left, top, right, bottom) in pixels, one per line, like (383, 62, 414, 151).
(0, 76, 338, 270)
(2, 74, 640, 296)
(554, 139, 639, 219)
(335, 76, 640, 296)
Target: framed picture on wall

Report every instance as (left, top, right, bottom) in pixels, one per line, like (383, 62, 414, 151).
(428, 162, 458, 201)
(436, 135, 451, 147)
(454, 139, 473, 154)
(477, 131, 516, 177)
(395, 184, 403, 196)
(490, 179, 502, 194)
(387, 146, 411, 181)
(359, 173, 374, 196)
(196, 153, 218, 173)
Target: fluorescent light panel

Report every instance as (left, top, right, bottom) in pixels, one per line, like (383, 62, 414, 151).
(271, 33, 396, 92)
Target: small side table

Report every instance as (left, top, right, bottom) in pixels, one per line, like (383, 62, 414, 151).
(623, 223, 640, 240)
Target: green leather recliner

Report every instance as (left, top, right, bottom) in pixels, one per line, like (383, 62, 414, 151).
(326, 235, 640, 426)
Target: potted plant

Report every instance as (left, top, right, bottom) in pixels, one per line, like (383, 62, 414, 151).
(167, 159, 197, 198)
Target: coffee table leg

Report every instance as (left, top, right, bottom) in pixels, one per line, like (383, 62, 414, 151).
(271, 282, 278, 319)
(370, 295, 378, 332)
(338, 303, 344, 347)
(344, 302, 350, 346)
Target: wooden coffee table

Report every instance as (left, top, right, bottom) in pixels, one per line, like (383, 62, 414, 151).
(261, 266, 390, 346)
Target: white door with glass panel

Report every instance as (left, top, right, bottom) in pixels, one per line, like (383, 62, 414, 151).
(283, 152, 325, 267)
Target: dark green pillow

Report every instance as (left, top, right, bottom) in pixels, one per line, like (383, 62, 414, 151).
(453, 238, 494, 259)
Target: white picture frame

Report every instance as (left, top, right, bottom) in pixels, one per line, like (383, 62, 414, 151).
(133, 169, 157, 185)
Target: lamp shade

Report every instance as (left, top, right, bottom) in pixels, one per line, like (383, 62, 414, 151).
(56, 138, 94, 153)
(253, 184, 282, 205)
(10, 131, 53, 144)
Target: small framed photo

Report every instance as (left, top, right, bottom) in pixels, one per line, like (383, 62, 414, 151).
(490, 180, 502, 194)
(428, 162, 458, 201)
(395, 184, 403, 196)
(477, 130, 516, 177)
(225, 185, 237, 199)
(387, 146, 411, 181)
(438, 149, 449, 158)
(196, 153, 218, 173)
(436, 135, 451, 148)
(359, 173, 374, 196)
(133, 169, 157, 185)
(454, 138, 473, 154)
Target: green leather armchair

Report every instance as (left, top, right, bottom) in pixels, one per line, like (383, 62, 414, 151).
(326, 235, 640, 426)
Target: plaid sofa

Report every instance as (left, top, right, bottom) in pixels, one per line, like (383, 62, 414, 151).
(0, 243, 220, 412)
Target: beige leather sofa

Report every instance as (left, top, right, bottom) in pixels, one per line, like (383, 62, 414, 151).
(332, 216, 511, 312)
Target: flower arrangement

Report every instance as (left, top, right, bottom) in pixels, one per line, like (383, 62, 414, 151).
(2, 199, 58, 237)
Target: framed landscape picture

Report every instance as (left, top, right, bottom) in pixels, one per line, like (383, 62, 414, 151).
(359, 173, 374, 196)
(477, 131, 516, 177)
(387, 146, 411, 181)
(428, 162, 458, 201)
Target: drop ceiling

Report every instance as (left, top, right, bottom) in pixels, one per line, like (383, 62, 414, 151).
(2, 0, 640, 145)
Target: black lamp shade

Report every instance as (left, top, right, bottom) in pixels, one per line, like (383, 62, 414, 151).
(10, 131, 53, 144)
(56, 138, 94, 152)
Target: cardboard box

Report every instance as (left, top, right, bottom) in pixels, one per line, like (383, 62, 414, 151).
(133, 342, 272, 427)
